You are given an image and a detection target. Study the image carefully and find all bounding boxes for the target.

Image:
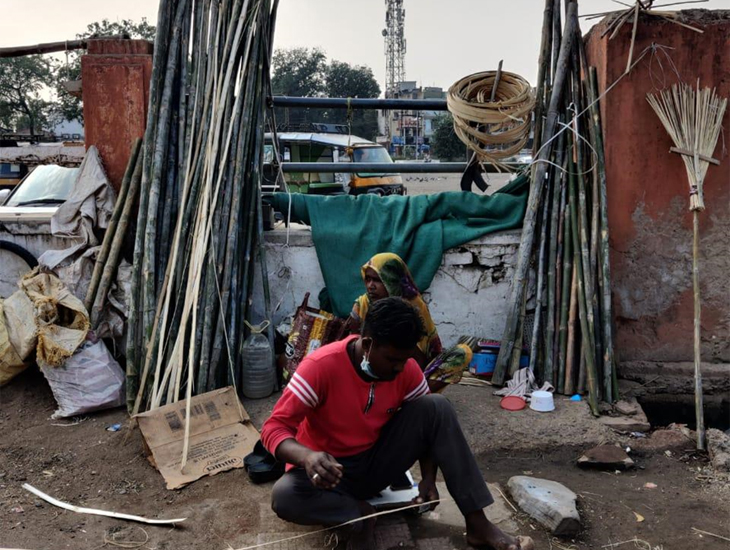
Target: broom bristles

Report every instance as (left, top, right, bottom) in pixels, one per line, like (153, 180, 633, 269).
(647, 81, 727, 211)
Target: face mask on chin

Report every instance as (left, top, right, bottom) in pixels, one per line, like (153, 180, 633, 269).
(360, 352, 381, 380)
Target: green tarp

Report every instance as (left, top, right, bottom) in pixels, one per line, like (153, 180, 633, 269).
(269, 174, 529, 317)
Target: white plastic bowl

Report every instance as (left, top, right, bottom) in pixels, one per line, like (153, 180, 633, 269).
(530, 390, 555, 412)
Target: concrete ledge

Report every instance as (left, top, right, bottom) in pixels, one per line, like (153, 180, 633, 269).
(618, 361, 730, 396)
(0, 146, 85, 167)
(263, 226, 522, 248)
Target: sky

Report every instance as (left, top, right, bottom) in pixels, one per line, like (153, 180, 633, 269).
(2, 0, 729, 92)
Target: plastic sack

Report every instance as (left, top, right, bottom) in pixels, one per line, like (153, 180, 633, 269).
(40, 337, 125, 419)
(21, 269, 90, 367)
(284, 293, 347, 379)
(0, 300, 27, 386)
(3, 290, 37, 360)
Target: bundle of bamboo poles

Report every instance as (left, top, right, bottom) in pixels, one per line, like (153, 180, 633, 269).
(493, 0, 617, 415)
(126, 0, 279, 415)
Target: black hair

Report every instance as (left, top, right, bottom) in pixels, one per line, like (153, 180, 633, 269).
(361, 297, 425, 350)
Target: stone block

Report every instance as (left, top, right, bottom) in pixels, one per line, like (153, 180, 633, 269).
(577, 445, 635, 470)
(615, 398, 643, 416)
(507, 476, 580, 536)
(707, 428, 730, 473)
(443, 250, 474, 266)
(598, 415, 651, 433)
(632, 427, 694, 455)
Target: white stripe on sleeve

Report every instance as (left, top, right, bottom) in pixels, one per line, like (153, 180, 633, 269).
(404, 378, 428, 401)
(287, 379, 316, 407)
(292, 372, 319, 405)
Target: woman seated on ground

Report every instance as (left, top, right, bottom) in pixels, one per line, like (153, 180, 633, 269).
(350, 252, 472, 393)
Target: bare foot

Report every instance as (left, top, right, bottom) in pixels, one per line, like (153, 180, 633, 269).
(465, 511, 534, 550)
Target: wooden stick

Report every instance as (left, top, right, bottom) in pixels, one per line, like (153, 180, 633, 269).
(670, 147, 720, 165)
(693, 210, 706, 450)
(626, 2, 641, 74)
(493, 0, 578, 386)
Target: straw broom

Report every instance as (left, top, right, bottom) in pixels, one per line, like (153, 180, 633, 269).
(647, 82, 727, 451)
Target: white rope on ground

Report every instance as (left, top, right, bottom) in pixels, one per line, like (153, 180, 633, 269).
(22, 484, 187, 525)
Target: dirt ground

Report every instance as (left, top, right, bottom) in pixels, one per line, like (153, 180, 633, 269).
(402, 173, 512, 196)
(2, 368, 729, 550)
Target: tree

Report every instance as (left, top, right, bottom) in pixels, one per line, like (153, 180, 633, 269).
(271, 48, 327, 130)
(431, 114, 467, 161)
(0, 56, 56, 135)
(55, 18, 157, 123)
(83, 18, 156, 41)
(324, 61, 381, 139)
(270, 49, 381, 137)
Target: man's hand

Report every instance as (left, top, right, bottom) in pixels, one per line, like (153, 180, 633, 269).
(413, 477, 440, 511)
(302, 451, 344, 489)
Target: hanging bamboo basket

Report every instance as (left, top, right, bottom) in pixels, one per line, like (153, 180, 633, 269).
(447, 70, 535, 168)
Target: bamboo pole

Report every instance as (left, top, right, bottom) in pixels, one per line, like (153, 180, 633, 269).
(693, 210, 706, 450)
(530, 177, 551, 375)
(564, 264, 578, 394)
(568, 141, 600, 415)
(127, 0, 174, 395)
(533, 0, 554, 156)
(544, 129, 567, 384)
(92, 149, 144, 329)
(493, 0, 578, 386)
(570, 32, 600, 400)
(589, 68, 616, 402)
(142, 0, 188, 350)
(557, 197, 572, 389)
(551, 0, 562, 79)
(85, 139, 141, 312)
(0, 39, 95, 58)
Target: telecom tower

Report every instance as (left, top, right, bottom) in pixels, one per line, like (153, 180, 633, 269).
(383, 0, 406, 99)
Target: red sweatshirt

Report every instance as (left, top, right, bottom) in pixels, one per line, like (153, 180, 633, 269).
(261, 335, 429, 461)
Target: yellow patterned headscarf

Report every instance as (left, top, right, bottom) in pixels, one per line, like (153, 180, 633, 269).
(352, 253, 442, 361)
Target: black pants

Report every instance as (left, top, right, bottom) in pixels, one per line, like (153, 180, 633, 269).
(271, 394, 493, 526)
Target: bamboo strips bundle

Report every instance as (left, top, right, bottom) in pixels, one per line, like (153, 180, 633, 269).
(125, 0, 278, 415)
(493, 0, 618, 412)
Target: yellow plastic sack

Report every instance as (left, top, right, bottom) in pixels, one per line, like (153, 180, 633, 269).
(3, 290, 37, 360)
(21, 269, 90, 367)
(0, 300, 27, 386)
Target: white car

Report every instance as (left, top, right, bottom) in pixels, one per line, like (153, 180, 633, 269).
(0, 164, 80, 223)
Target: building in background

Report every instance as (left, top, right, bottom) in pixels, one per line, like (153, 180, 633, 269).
(378, 82, 445, 158)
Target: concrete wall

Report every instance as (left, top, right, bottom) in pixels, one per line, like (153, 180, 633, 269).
(82, 39, 153, 191)
(585, 11, 730, 368)
(254, 228, 522, 347)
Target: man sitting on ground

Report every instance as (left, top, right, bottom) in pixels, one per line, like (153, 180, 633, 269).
(261, 297, 534, 550)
